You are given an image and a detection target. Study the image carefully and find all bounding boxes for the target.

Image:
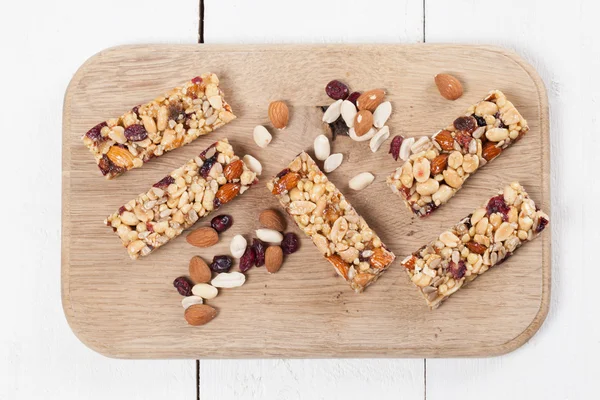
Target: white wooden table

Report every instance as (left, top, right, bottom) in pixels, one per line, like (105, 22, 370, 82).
(0, 0, 596, 398)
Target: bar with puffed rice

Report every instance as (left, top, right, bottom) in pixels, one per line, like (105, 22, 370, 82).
(401, 182, 548, 309)
(105, 139, 257, 259)
(387, 90, 529, 217)
(267, 152, 396, 293)
(83, 73, 236, 179)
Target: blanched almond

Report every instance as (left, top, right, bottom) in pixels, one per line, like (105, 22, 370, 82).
(369, 126, 390, 153)
(373, 101, 392, 128)
(253, 125, 272, 148)
(340, 100, 357, 127)
(313, 134, 331, 161)
(349, 172, 375, 190)
(322, 99, 343, 123)
(324, 153, 343, 173)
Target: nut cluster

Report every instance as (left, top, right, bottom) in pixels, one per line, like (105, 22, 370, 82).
(387, 90, 529, 217)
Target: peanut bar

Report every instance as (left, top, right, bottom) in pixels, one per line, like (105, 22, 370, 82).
(105, 139, 257, 259)
(401, 182, 549, 309)
(268, 152, 396, 293)
(83, 73, 236, 179)
(387, 90, 529, 217)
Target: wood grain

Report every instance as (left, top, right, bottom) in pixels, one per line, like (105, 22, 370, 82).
(62, 44, 550, 359)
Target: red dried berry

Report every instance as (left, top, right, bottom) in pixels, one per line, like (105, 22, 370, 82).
(146, 222, 154, 233)
(389, 135, 404, 161)
(200, 155, 218, 178)
(118, 206, 126, 214)
(192, 76, 203, 84)
(98, 154, 125, 176)
(153, 175, 175, 189)
(132, 105, 141, 115)
(124, 124, 148, 141)
(210, 255, 233, 273)
(168, 103, 185, 121)
(173, 276, 193, 296)
(448, 261, 466, 280)
(281, 232, 299, 254)
(85, 122, 107, 141)
(536, 216, 549, 233)
(210, 215, 233, 233)
(455, 131, 473, 149)
(239, 246, 256, 273)
(252, 238, 267, 267)
(453, 116, 477, 133)
(472, 114, 486, 127)
(347, 91, 361, 106)
(486, 195, 510, 220)
(325, 80, 349, 100)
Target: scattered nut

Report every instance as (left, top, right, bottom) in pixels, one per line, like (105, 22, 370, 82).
(253, 125, 272, 148)
(181, 296, 203, 310)
(242, 154, 262, 175)
(399, 137, 415, 161)
(348, 127, 376, 142)
(256, 229, 283, 244)
(324, 153, 343, 173)
(184, 304, 217, 326)
(189, 256, 212, 283)
(369, 126, 390, 153)
(354, 110, 374, 136)
(211, 272, 246, 288)
(186, 227, 219, 247)
(191, 283, 218, 299)
(434, 73, 463, 100)
(373, 101, 392, 128)
(268, 100, 289, 129)
(313, 134, 331, 161)
(265, 245, 284, 273)
(356, 89, 386, 111)
(349, 172, 375, 190)
(341, 99, 357, 127)
(322, 99, 343, 123)
(259, 209, 286, 231)
(230, 234, 247, 258)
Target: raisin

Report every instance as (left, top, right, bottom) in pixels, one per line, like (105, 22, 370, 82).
(153, 175, 175, 189)
(239, 246, 256, 273)
(85, 122, 107, 142)
(494, 112, 508, 129)
(462, 214, 473, 229)
(319, 106, 349, 141)
(453, 116, 477, 133)
(210, 215, 233, 233)
(210, 255, 233, 273)
(359, 251, 371, 263)
(389, 135, 404, 161)
(281, 232, 299, 254)
(124, 124, 148, 141)
(252, 238, 267, 267)
(168, 103, 185, 121)
(448, 260, 466, 280)
(347, 91, 361, 106)
(473, 114, 486, 127)
(98, 154, 124, 176)
(132, 105, 141, 115)
(200, 155, 218, 178)
(118, 206, 126, 214)
(536, 216, 549, 233)
(486, 195, 510, 221)
(173, 276, 193, 296)
(325, 80, 349, 100)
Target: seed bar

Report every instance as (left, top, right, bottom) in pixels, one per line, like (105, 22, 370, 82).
(401, 182, 549, 309)
(387, 90, 529, 217)
(83, 73, 236, 179)
(268, 152, 396, 293)
(105, 139, 257, 259)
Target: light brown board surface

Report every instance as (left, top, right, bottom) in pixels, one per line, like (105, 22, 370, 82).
(62, 44, 550, 359)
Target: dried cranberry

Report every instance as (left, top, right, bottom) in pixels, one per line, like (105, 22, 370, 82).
(132, 105, 141, 115)
(448, 261, 466, 280)
(124, 124, 148, 141)
(486, 195, 510, 220)
(455, 131, 472, 149)
(173, 276, 193, 296)
(213, 197, 222, 209)
(251, 239, 267, 267)
(239, 246, 256, 273)
(389, 135, 404, 161)
(453, 116, 477, 133)
(199, 143, 217, 160)
(118, 206, 126, 214)
(473, 114, 486, 127)
(281, 232, 299, 254)
(98, 154, 124, 176)
(325, 80, 349, 100)
(192, 76, 203, 84)
(210, 215, 233, 233)
(276, 168, 290, 179)
(210, 255, 233, 273)
(200, 155, 218, 178)
(153, 175, 175, 189)
(85, 122, 107, 141)
(347, 91, 361, 106)
(146, 222, 154, 232)
(536, 216, 549, 233)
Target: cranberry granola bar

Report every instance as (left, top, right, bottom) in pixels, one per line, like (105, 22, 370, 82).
(387, 90, 528, 217)
(268, 152, 396, 293)
(83, 73, 236, 179)
(401, 182, 549, 309)
(105, 139, 257, 259)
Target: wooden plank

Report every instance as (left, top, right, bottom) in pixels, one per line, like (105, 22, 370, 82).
(0, 1, 197, 399)
(425, 0, 595, 399)
(62, 44, 549, 360)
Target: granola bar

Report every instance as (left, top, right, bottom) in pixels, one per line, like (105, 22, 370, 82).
(105, 139, 257, 259)
(267, 152, 396, 293)
(83, 73, 236, 179)
(401, 182, 549, 309)
(387, 90, 528, 217)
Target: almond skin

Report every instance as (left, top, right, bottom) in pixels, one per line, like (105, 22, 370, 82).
(369, 247, 395, 269)
(356, 89, 386, 112)
(327, 254, 349, 280)
(107, 146, 134, 168)
(215, 183, 241, 205)
(184, 304, 217, 326)
(482, 142, 502, 161)
(268, 100, 289, 129)
(430, 154, 449, 175)
(434, 130, 455, 151)
(265, 245, 283, 273)
(272, 172, 300, 195)
(259, 209, 286, 231)
(353, 110, 374, 136)
(223, 159, 243, 181)
(434, 74, 463, 100)
(186, 227, 219, 247)
(189, 256, 212, 283)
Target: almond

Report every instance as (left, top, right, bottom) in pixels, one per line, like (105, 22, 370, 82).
(268, 100, 289, 129)
(356, 89, 386, 112)
(107, 146, 134, 168)
(189, 256, 211, 283)
(430, 153, 449, 175)
(259, 209, 286, 231)
(482, 142, 502, 161)
(186, 227, 219, 247)
(434, 73, 463, 100)
(465, 242, 487, 255)
(265, 245, 283, 273)
(223, 160, 243, 181)
(184, 304, 217, 326)
(353, 110, 374, 136)
(369, 247, 395, 269)
(353, 272, 376, 287)
(272, 172, 300, 195)
(215, 183, 241, 205)
(327, 254, 349, 280)
(434, 130, 455, 151)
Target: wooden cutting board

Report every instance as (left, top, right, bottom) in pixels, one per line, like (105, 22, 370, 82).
(62, 44, 550, 358)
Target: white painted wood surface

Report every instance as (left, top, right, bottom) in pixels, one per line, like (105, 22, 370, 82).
(1, 0, 597, 398)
